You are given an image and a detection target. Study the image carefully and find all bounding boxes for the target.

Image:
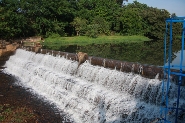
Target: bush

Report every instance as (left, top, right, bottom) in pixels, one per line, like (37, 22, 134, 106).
(85, 24, 99, 38)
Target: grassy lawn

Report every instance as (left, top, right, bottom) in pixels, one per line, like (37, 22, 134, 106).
(43, 35, 151, 50)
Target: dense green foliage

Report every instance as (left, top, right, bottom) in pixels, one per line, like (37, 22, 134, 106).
(0, 0, 182, 40)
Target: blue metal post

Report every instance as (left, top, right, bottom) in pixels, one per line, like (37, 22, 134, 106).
(175, 20, 185, 123)
(160, 21, 168, 121)
(165, 20, 173, 121)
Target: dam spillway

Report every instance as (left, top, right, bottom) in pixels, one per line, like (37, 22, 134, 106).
(3, 49, 185, 123)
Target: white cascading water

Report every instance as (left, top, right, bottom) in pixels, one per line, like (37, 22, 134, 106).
(3, 49, 185, 123)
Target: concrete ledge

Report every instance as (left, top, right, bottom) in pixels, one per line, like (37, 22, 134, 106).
(21, 47, 164, 79)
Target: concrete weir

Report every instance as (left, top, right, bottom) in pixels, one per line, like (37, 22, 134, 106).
(3, 48, 185, 123)
(22, 46, 164, 79)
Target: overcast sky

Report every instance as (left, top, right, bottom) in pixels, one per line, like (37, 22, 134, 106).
(123, 0, 185, 16)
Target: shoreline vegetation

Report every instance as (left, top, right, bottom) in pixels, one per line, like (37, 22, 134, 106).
(1, 1, 181, 41)
(46, 35, 151, 44)
(43, 35, 151, 50)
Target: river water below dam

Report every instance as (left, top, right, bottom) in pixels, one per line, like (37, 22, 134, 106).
(2, 49, 185, 123)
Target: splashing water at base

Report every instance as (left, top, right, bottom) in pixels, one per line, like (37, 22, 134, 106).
(3, 49, 185, 123)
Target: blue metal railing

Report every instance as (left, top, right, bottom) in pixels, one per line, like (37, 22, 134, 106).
(160, 17, 185, 123)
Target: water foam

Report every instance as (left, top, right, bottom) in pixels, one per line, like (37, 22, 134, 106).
(3, 49, 185, 123)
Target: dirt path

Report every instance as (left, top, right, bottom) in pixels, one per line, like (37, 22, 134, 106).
(0, 71, 71, 123)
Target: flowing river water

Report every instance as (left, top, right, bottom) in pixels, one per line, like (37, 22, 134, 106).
(3, 49, 185, 123)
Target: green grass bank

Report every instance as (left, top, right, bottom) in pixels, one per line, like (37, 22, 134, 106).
(43, 35, 151, 50)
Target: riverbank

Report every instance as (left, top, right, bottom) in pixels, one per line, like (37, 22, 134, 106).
(0, 71, 70, 123)
(43, 35, 151, 50)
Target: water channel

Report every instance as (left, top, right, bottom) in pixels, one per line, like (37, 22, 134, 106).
(44, 39, 184, 67)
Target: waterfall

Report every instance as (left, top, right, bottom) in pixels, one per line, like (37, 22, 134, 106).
(3, 49, 185, 123)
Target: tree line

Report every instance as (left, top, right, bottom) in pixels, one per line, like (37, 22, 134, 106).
(0, 0, 182, 40)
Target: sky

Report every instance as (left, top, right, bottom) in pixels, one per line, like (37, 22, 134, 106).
(123, 0, 185, 16)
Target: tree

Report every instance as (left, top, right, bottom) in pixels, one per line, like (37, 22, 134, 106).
(0, 0, 180, 41)
(85, 24, 99, 38)
(119, 7, 144, 35)
(142, 8, 170, 39)
(116, 1, 147, 35)
(120, 1, 170, 39)
(0, 0, 75, 39)
(71, 17, 87, 36)
(92, 16, 110, 35)
(0, 0, 30, 39)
